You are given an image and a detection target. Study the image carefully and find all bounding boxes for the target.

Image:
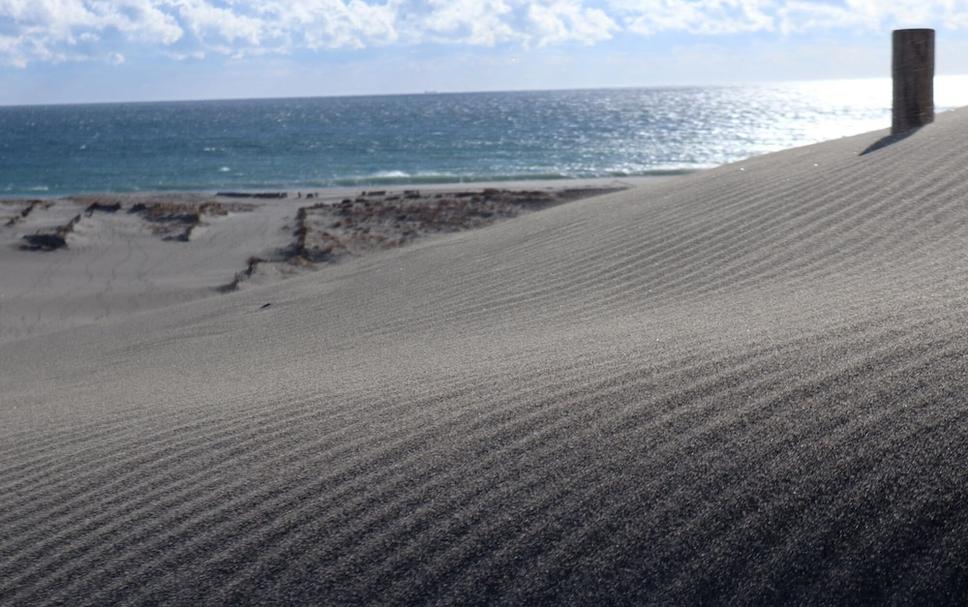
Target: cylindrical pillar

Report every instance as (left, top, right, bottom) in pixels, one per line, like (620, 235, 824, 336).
(892, 28, 935, 134)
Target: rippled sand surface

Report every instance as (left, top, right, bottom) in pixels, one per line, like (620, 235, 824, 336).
(4, 111, 968, 605)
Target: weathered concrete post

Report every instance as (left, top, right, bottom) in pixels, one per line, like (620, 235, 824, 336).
(892, 28, 935, 134)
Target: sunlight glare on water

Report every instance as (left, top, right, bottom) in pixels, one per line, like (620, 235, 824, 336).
(2, 77, 968, 196)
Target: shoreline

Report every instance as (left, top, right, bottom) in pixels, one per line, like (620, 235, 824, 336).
(0, 174, 690, 202)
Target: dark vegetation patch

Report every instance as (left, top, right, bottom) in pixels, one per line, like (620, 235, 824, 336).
(14, 196, 257, 253)
(127, 200, 253, 241)
(9, 187, 622, 290)
(4, 200, 49, 227)
(20, 213, 81, 251)
(285, 188, 571, 264)
(221, 187, 622, 291)
(218, 256, 267, 293)
(84, 201, 122, 215)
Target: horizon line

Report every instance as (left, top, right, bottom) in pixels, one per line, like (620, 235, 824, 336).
(7, 74, 968, 109)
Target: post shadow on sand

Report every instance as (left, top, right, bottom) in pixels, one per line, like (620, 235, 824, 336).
(860, 127, 921, 156)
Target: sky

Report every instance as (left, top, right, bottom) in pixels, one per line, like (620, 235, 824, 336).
(3, 1, 968, 105)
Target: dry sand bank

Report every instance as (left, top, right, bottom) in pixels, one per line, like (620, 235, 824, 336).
(3, 114, 968, 604)
(0, 181, 631, 343)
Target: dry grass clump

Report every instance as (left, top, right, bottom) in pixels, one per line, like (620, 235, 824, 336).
(4, 200, 50, 227)
(128, 200, 252, 241)
(20, 213, 81, 251)
(217, 256, 267, 293)
(289, 188, 581, 265)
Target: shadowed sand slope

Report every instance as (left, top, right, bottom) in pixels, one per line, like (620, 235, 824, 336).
(4, 109, 968, 605)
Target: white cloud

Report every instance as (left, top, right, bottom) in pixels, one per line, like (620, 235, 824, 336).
(0, 0, 182, 65)
(610, 0, 968, 35)
(529, 0, 618, 45)
(168, 0, 263, 46)
(0, 33, 25, 67)
(776, 0, 949, 33)
(3, 0, 968, 68)
(255, 0, 401, 50)
(412, 0, 617, 46)
(611, 0, 775, 35)
(418, 0, 519, 45)
(110, 0, 183, 44)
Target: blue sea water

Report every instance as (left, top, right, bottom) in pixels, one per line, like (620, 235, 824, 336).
(2, 78, 967, 197)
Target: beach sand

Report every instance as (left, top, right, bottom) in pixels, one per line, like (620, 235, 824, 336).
(0, 179, 643, 343)
(2, 112, 968, 604)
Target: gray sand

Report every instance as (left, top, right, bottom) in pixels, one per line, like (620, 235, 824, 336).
(3, 113, 968, 604)
(0, 182, 632, 343)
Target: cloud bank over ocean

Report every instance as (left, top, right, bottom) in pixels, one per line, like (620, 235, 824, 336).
(2, 0, 967, 67)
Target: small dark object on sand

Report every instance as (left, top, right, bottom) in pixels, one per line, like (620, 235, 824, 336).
(21, 233, 68, 251)
(20, 213, 81, 251)
(85, 202, 122, 216)
(260, 303, 272, 309)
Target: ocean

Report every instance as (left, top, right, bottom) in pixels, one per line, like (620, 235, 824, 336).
(2, 77, 967, 197)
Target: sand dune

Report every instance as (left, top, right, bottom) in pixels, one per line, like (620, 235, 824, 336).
(4, 111, 968, 604)
(0, 184, 628, 343)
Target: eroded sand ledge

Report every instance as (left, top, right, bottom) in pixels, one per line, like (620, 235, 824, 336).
(0, 179, 642, 343)
(3, 113, 968, 604)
